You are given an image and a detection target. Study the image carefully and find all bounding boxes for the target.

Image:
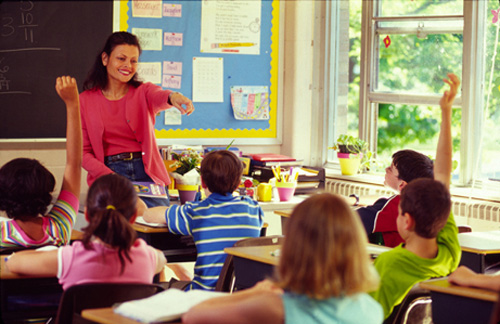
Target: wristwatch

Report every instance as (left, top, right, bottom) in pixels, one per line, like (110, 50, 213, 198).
(349, 193, 359, 206)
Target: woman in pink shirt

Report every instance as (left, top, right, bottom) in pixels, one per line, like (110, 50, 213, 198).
(80, 31, 194, 208)
(6, 173, 166, 290)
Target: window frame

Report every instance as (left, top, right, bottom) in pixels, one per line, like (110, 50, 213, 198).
(323, 0, 489, 189)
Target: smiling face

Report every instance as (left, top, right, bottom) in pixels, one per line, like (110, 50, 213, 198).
(102, 44, 139, 85)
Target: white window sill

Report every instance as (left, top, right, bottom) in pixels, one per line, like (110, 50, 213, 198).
(324, 167, 500, 204)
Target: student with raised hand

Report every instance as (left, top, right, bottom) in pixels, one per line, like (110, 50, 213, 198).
(81, 31, 194, 209)
(6, 174, 166, 290)
(182, 193, 383, 324)
(369, 73, 462, 319)
(0, 76, 82, 248)
(143, 150, 264, 291)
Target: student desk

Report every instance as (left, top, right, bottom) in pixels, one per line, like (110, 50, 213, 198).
(132, 222, 198, 263)
(458, 231, 500, 273)
(224, 243, 391, 290)
(1, 255, 62, 322)
(259, 194, 308, 236)
(82, 307, 182, 324)
(419, 278, 499, 324)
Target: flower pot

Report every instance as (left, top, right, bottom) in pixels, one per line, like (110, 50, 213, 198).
(177, 184, 199, 205)
(275, 181, 297, 201)
(337, 152, 362, 175)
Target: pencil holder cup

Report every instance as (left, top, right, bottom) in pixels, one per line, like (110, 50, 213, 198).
(177, 184, 199, 205)
(275, 181, 296, 202)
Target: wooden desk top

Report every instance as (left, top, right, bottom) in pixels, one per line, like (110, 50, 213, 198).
(71, 229, 84, 241)
(273, 210, 292, 218)
(459, 231, 500, 254)
(224, 243, 391, 267)
(419, 278, 499, 303)
(132, 222, 169, 234)
(224, 245, 280, 266)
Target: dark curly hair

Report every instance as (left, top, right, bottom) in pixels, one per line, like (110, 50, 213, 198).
(0, 158, 55, 220)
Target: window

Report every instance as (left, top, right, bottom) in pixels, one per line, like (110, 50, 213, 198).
(324, 0, 498, 195)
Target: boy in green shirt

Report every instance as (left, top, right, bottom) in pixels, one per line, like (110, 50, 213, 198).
(370, 73, 462, 319)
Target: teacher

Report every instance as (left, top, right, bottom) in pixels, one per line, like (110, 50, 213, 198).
(80, 31, 194, 208)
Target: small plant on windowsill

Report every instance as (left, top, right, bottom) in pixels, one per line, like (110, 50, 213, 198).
(329, 135, 374, 175)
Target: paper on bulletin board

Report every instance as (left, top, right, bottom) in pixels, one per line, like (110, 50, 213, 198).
(165, 108, 182, 125)
(137, 62, 162, 84)
(192, 57, 223, 102)
(230, 86, 269, 120)
(132, 28, 162, 51)
(200, 0, 261, 55)
(131, 0, 162, 18)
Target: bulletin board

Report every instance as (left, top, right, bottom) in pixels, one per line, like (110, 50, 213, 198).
(115, 0, 283, 145)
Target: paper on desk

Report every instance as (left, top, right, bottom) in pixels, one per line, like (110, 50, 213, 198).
(114, 288, 226, 323)
(135, 216, 167, 228)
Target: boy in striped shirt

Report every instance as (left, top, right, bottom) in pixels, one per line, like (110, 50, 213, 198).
(144, 150, 264, 290)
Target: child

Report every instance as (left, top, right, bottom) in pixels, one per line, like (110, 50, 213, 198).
(143, 150, 264, 291)
(448, 265, 500, 291)
(0, 76, 82, 248)
(369, 73, 462, 319)
(182, 193, 383, 324)
(6, 173, 166, 290)
(355, 150, 434, 247)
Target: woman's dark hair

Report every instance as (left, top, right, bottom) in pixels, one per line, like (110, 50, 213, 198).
(83, 31, 143, 91)
(200, 150, 243, 195)
(0, 158, 55, 220)
(82, 174, 138, 273)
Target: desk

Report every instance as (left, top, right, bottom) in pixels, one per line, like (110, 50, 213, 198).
(132, 223, 197, 263)
(1, 255, 62, 322)
(419, 278, 499, 324)
(260, 195, 307, 235)
(82, 307, 182, 324)
(459, 231, 500, 273)
(224, 243, 390, 291)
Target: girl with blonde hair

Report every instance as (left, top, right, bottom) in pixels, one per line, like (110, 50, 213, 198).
(182, 192, 383, 324)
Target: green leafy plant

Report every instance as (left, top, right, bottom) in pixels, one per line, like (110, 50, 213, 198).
(170, 149, 203, 176)
(329, 135, 376, 172)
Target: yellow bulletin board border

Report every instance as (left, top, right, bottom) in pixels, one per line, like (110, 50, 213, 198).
(113, 1, 283, 145)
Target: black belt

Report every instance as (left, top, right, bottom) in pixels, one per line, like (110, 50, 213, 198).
(105, 152, 142, 163)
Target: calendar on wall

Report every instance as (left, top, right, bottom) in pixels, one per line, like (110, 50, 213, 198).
(115, 0, 283, 144)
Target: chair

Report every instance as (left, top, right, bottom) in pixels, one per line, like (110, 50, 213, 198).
(384, 284, 432, 324)
(215, 235, 284, 292)
(54, 283, 164, 324)
(458, 225, 472, 233)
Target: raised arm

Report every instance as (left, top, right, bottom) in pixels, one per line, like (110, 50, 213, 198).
(434, 73, 460, 188)
(142, 206, 168, 224)
(55, 76, 82, 198)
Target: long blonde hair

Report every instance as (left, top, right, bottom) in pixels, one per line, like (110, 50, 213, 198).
(277, 193, 379, 298)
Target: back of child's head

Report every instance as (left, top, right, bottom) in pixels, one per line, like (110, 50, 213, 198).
(278, 193, 379, 299)
(400, 178, 451, 238)
(392, 150, 434, 183)
(200, 150, 243, 195)
(0, 158, 55, 220)
(82, 174, 138, 272)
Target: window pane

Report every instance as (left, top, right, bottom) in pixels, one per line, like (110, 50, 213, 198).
(377, 103, 461, 180)
(347, 0, 361, 137)
(377, 34, 463, 94)
(379, 0, 463, 17)
(480, 0, 500, 181)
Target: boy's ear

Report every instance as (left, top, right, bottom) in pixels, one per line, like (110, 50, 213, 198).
(84, 207, 89, 222)
(398, 180, 408, 192)
(201, 178, 207, 189)
(402, 212, 415, 231)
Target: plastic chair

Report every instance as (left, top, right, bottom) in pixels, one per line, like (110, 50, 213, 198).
(54, 283, 164, 324)
(384, 284, 432, 324)
(215, 235, 284, 292)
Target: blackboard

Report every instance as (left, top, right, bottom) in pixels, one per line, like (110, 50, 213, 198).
(0, 1, 112, 140)
(116, 0, 283, 145)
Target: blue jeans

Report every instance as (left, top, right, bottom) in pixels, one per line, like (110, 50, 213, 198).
(105, 157, 170, 208)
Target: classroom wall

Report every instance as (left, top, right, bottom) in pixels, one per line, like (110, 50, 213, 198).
(0, 1, 318, 201)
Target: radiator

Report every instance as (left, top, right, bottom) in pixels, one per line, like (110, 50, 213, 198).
(325, 178, 500, 227)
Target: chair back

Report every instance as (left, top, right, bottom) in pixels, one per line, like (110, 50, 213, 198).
(215, 235, 284, 292)
(384, 284, 432, 324)
(54, 283, 164, 324)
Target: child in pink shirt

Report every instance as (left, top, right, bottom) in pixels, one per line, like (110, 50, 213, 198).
(6, 174, 166, 290)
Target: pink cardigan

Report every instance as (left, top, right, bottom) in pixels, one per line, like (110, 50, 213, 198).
(80, 83, 173, 187)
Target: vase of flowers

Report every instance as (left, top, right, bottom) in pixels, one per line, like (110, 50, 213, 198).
(169, 149, 203, 204)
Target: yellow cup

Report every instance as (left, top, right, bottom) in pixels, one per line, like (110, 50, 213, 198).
(257, 183, 273, 202)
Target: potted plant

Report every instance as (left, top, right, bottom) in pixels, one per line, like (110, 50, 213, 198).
(169, 149, 203, 204)
(329, 135, 372, 175)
